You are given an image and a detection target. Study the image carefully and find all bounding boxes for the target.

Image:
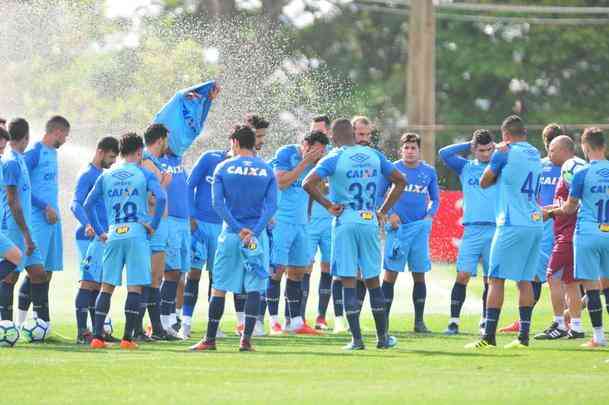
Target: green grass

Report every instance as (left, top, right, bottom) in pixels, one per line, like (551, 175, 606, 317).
(2, 270, 609, 404)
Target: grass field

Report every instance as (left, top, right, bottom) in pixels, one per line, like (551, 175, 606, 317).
(1, 265, 609, 404)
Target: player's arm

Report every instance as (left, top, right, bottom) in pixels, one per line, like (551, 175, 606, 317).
(211, 169, 244, 233)
(378, 168, 406, 218)
(549, 168, 585, 217)
(426, 170, 440, 218)
(186, 154, 208, 224)
(146, 172, 167, 232)
(70, 172, 96, 238)
(480, 149, 508, 189)
(252, 174, 278, 237)
(83, 177, 106, 239)
(4, 160, 34, 254)
(275, 147, 322, 190)
(438, 142, 469, 175)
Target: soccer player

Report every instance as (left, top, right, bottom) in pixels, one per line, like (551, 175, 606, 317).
(16, 116, 69, 330)
(70, 136, 119, 343)
(267, 130, 329, 335)
(86, 132, 166, 350)
(536, 136, 585, 340)
(304, 118, 405, 349)
(499, 123, 563, 333)
(138, 124, 173, 341)
(0, 127, 22, 292)
(380, 133, 439, 333)
(0, 118, 48, 325)
(189, 125, 277, 352)
(546, 127, 609, 347)
(439, 130, 496, 335)
(466, 115, 543, 349)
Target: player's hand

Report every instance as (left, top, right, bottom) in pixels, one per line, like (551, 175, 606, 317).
(99, 233, 108, 243)
(185, 91, 202, 100)
(209, 84, 221, 100)
(303, 146, 324, 165)
(389, 213, 401, 230)
(142, 222, 155, 236)
(85, 224, 95, 239)
(45, 206, 58, 225)
(377, 210, 388, 227)
(328, 203, 344, 217)
(496, 141, 510, 152)
(24, 235, 35, 256)
(542, 208, 555, 222)
(239, 228, 253, 244)
(190, 218, 198, 233)
(160, 171, 172, 187)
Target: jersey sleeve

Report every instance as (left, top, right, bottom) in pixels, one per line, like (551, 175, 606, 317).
(83, 176, 105, 236)
(314, 152, 339, 179)
(145, 169, 167, 230)
(23, 145, 40, 172)
(438, 142, 469, 175)
(569, 167, 588, 199)
(252, 170, 278, 236)
(273, 146, 294, 172)
(3, 160, 21, 187)
(187, 154, 210, 216)
(211, 165, 243, 233)
(377, 151, 397, 179)
(70, 170, 95, 227)
(426, 168, 440, 217)
(489, 149, 508, 175)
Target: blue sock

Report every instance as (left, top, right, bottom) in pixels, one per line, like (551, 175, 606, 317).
(587, 289, 603, 328)
(183, 277, 200, 318)
(258, 294, 267, 322)
(160, 280, 177, 317)
(356, 279, 366, 314)
(234, 293, 246, 314)
(332, 279, 343, 317)
(18, 276, 31, 312)
(484, 307, 501, 341)
(147, 287, 163, 334)
(31, 282, 48, 322)
(266, 278, 280, 316)
(344, 287, 362, 341)
(317, 272, 332, 318)
(285, 279, 302, 320)
(206, 296, 225, 342)
(94, 292, 112, 339)
(518, 306, 533, 342)
(300, 273, 311, 319)
(0, 260, 16, 282)
(369, 287, 387, 340)
(532, 281, 542, 305)
(381, 281, 395, 322)
(0, 281, 15, 321)
(123, 292, 141, 341)
(89, 289, 99, 325)
(244, 291, 261, 338)
(412, 281, 426, 323)
(75, 288, 91, 332)
(450, 282, 466, 319)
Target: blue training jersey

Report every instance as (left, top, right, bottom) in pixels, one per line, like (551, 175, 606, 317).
(439, 142, 496, 225)
(273, 144, 313, 225)
(489, 142, 542, 227)
(159, 152, 189, 219)
(539, 157, 561, 207)
(380, 160, 439, 224)
(24, 141, 59, 215)
(188, 149, 228, 224)
(570, 160, 609, 236)
(2, 149, 32, 231)
(70, 163, 108, 240)
(313, 145, 396, 225)
(212, 155, 278, 236)
(83, 162, 166, 241)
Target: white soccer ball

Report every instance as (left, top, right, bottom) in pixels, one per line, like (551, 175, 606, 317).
(0, 320, 20, 347)
(21, 318, 50, 343)
(561, 157, 586, 185)
(103, 318, 113, 336)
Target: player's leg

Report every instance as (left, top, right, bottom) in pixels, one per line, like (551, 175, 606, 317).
(409, 220, 433, 333)
(0, 272, 18, 321)
(16, 275, 31, 325)
(90, 282, 115, 349)
(0, 235, 21, 322)
(171, 225, 191, 332)
(146, 250, 165, 338)
(43, 223, 63, 331)
(300, 266, 312, 323)
(565, 281, 584, 338)
(233, 291, 246, 334)
(316, 262, 332, 330)
(25, 264, 49, 323)
(535, 255, 568, 340)
(446, 272, 470, 335)
(381, 226, 404, 331)
(286, 224, 313, 333)
(175, 273, 185, 330)
(601, 277, 609, 316)
(267, 266, 284, 334)
(75, 238, 104, 343)
(182, 268, 201, 338)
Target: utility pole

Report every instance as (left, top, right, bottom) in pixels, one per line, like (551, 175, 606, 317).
(407, 0, 436, 164)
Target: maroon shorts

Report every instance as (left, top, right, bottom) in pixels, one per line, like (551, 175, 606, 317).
(547, 242, 575, 284)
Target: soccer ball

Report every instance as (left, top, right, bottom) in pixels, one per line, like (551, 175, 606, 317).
(103, 318, 113, 336)
(21, 318, 50, 343)
(561, 157, 586, 185)
(0, 320, 20, 347)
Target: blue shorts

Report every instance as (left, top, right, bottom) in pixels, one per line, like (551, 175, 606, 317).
(489, 225, 542, 282)
(0, 231, 16, 257)
(271, 221, 309, 268)
(331, 221, 381, 280)
(191, 220, 222, 272)
(78, 238, 104, 283)
(307, 217, 332, 264)
(4, 227, 27, 272)
(25, 213, 62, 271)
(383, 219, 432, 273)
(574, 230, 609, 281)
(213, 229, 269, 293)
(535, 220, 555, 283)
(456, 224, 495, 277)
(102, 237, 151, 286)
(165, 216, 191, 272)
(149, 217, 168, 253)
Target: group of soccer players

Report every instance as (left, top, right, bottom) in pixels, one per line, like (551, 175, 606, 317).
(2, 85, 609, 351)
